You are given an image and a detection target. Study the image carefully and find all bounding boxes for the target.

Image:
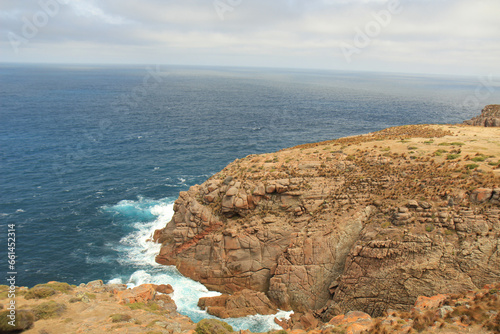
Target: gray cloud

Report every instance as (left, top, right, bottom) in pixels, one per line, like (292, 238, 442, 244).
(1, 0, 499, 75)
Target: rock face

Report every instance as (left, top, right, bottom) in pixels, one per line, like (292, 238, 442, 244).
(464, 104, 500, 127)
(198, 289, 278, 318)
(154, 124, 500, 320)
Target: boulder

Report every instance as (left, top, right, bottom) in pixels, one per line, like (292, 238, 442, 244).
(470, 188, 493, 203)
(117, 284, 156, 304)
(197, 289, 278, 318)
(154, 284, 174, 295)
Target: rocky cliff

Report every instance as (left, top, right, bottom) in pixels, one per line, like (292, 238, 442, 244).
(464, 104, 500, 127)
(154, 124, 500, 321)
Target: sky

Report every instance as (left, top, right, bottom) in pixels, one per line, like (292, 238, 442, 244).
(1, 0, 499, 76)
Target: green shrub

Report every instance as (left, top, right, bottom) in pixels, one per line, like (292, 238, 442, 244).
(471, 155, 487, 162)
(195, 319, 233, 334)
(0, 309, 35, 332)
(32, 301, 67, 320)
(24, 286, 56, 300)
(25, 282, 73, 300)
(36, 282, 72, 293)
(446, 154, 460, 160)
(465, 164, 479, 170)
(110, 314, 131, 323)
(433, 149, 447, 156)
(439, 142, 464, 146)
(425, 225, 434, 232)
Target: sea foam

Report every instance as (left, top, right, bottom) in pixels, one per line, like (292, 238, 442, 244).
(104, 197, 291, 332)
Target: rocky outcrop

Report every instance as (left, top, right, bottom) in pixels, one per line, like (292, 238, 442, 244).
(464, 104, 500, 127)
(198, 289, 278, 318)
(0, 281, 192, 334)
(154, 124, 500, 319)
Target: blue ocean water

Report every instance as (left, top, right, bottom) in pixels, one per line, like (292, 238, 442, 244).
(1, 64, 499, 331)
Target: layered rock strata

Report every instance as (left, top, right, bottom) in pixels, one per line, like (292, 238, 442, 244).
(154, 124, 500, 320)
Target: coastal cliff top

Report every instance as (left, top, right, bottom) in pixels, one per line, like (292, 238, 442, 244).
(215, 124, 500, 187)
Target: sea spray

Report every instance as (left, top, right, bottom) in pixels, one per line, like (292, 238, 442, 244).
(104, 196, 292, 332)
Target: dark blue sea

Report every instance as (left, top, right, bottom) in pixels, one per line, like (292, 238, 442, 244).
(1, 64, 499, 330)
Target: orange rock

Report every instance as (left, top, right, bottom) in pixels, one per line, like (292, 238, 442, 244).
(346, 322, 372, 334)
(306, 330, 322, 334)
(117, 284, 156, 304)
(328, 314, 345, 325)
(154, 284, 174, 294)
(413, 294, 447, 312)
(343, 311, 371, 324)
(289, 330, 307, 334)
(470, 188, 493, 203)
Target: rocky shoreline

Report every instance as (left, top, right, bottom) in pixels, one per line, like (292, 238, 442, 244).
(153, 122, 500, 321)
(2, 280, 498, 333)
(3, 107, 500, 333)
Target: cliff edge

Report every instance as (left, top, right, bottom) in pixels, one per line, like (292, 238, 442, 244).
(154, 123, 500, 322)
(464, 104, 500, 127)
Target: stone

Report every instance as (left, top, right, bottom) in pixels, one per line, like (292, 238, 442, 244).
(413, 294, 447, 312)
(86, 280, 104, 289)
(266, 184, 276, 193)
(253, 183, 266, 196)
(197, 289, 278, 318)
(226, 187, 238, 196)
(419, 201, 432, 209)
(155, 284, 174, 294)
(222, 176, 233, 185)
(117, 284, 156, 304)
(407, 200, 419, 209)
(470, 188, 493, 203)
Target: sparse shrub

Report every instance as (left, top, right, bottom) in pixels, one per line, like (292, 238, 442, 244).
(434, 149, 447, 156)
(425, 225, 434, 232)
(446, 154, 460, 160)
(24, 286, 56, 300)
(465, 164, 479, 170)
(37, 282, 72, 293)
(471, 155, 487, 162)
(195, 319, 233, 334)
(110, 314, 131, 323)
(381, 222, 391, 228)
(0, 309, 35, 332)
(408, 146, 418, 150)
(32, 301, 67, 320)
(412, 310, 436, 332)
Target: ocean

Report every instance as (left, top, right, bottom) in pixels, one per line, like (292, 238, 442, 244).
(1, 64, 499, 331)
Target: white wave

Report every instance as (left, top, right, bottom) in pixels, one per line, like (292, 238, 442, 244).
(105, 196, 289, 332)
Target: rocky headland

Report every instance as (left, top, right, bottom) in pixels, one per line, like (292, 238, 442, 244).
(152, 113, 500, 331)
(464, 105, 500, 127)
(3, 108, 500, 333)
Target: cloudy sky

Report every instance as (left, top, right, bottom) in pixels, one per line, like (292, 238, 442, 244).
(1, 0, 499, 76)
